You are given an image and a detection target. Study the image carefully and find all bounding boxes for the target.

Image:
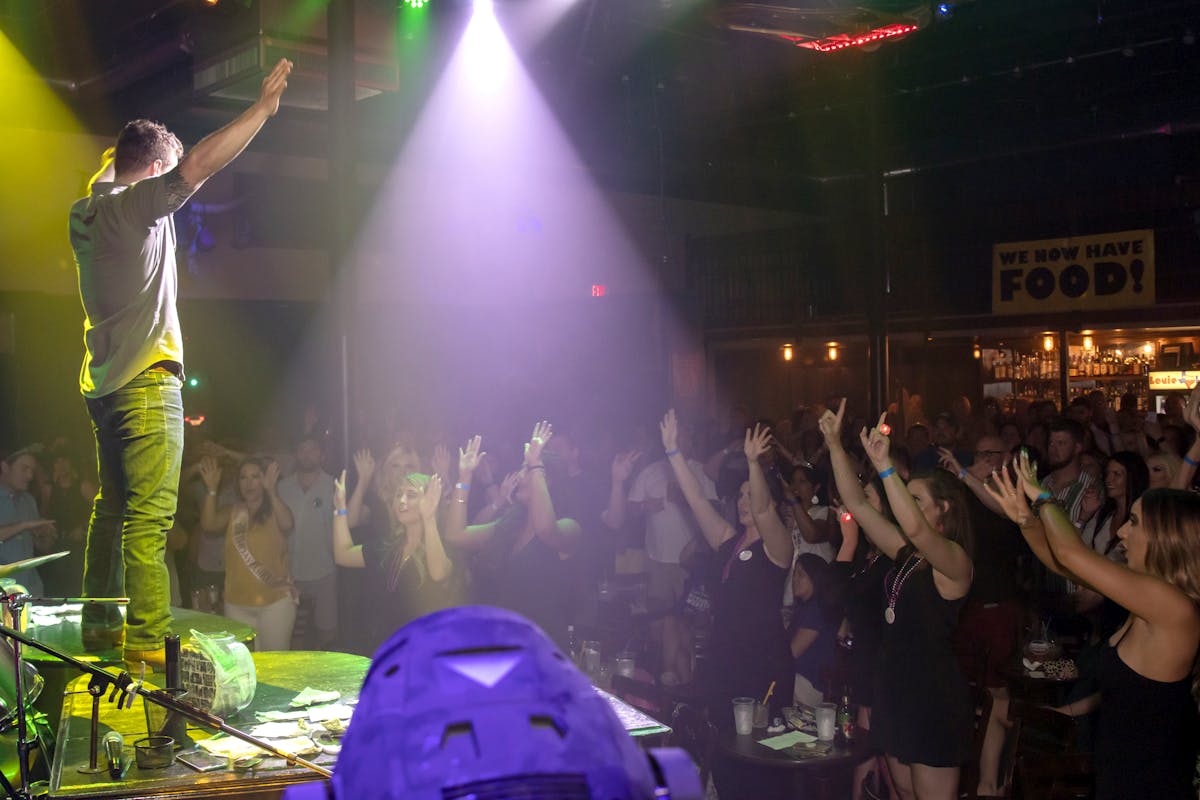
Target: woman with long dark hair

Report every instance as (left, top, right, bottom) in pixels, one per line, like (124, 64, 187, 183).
(199, 456, 296, 650)
(832, 477, 898, 800)
(821, 400, 974, 800)
(659, 411, 794, 800)
(989, 454, 1200, 800)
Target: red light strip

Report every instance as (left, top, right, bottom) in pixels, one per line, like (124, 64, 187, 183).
(784, 23, 919, 53)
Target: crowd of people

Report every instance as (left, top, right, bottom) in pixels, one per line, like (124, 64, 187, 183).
(4, 382, 1200, 799)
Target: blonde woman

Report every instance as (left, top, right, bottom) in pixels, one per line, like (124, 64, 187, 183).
(333, 465, 452, 649)
(988, 452, 1200, 800)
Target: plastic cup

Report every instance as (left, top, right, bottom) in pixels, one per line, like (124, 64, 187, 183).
(815, 702, 837, 741)
(134, 736, 176, 769)
(732, 697, 755, 735)
(753, 701, 769, 729)
(581, 642, 601, 676)
(615, 653, 636, 678)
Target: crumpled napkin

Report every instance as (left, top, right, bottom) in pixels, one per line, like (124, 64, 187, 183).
(308, 703, 354, 723)
(289, 688, 340, 708)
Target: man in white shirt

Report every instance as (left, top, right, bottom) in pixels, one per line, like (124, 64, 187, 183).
(627, 424, 716, 612)
(276, 435, 337, 650)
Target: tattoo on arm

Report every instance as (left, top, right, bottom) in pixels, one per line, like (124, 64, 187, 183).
(163, 169, 196, 213)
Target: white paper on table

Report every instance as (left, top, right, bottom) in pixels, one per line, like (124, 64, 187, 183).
(198, 735, 318, 759)
(307, 703, 354, 723)
(249, 721, 308, 738)
(255, 709, 310, 722)
(290, 688, 340, 708)
(197, 736, 268, 760)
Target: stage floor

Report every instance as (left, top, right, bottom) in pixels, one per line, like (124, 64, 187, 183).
(49, 650, 362, 800)
(24, 606, 256, 731)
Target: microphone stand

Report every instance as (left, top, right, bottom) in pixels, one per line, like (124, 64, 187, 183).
(0, 596, 331, 800)
(1, 591, 130, 800)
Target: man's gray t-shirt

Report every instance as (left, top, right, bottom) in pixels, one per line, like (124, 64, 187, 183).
(0, 488, 45, 595)
(277, 472, 337, 582)
(69, 174, 186, 398)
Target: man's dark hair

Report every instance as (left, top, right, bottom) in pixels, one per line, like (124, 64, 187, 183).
(1048, 417, 1086, 445)
(114, 119, 183, 177)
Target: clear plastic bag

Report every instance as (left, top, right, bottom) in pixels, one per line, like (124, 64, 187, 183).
(179, 629, 256, 717)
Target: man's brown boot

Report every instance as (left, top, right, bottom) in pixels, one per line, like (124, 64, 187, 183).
(123, 646, 167, 674)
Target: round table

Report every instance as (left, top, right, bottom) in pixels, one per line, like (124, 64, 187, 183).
(717, 728, 871, 800)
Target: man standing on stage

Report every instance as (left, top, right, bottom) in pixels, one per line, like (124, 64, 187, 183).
(69, 59, 292, 669)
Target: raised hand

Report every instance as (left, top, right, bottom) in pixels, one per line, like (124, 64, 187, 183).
(524, 421, 553, 467)
(938, 446, 964, 476)
(1013, 449, 1049, 502)
(431, 444, 451, 481)
(984, 465, 1032, 526)
(263, 460, 281, 492)
(458, 435, 485, 478)
(660, 409, 680, 454)
(744, 423, 772, 462)
(199, 456, 221, 492)
(419, 474, 443, 519)
(817, 399, 845, 449)
(257, 58, 292, 117)
(497, 471, 521, 506)
(1184, 384, 1200, 433)
(334, 470, 347, 509)
(353, 449, 376, 483)
(859, 412, 892, 470)
(611, 450, 642, 483)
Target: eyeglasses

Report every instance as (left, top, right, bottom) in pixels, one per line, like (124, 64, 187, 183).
(975, 450, 1006, 458)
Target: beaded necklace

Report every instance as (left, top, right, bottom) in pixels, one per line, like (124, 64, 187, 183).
(883, 553, 926, 624)
(850, 550, 882, 581)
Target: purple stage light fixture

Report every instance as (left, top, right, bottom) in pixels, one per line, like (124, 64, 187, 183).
(281, 606, 701, 800)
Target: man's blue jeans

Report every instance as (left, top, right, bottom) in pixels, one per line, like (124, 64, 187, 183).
(82, 369, 183, 650)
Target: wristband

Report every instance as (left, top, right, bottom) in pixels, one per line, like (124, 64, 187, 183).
(957, 468, 968, 480)
(877, 466, 896, 480)
(665, 448, 680, 457)
(1186, 455, 1200, 467)
(207, 489, 218, 497)
(526, 464, 546, 472)
(334, 508, 348, 517)
(1035, 490, 1052, 501)
(455, 482, 471, 492)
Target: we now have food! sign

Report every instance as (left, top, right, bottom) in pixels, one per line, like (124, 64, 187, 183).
(991, 229, 1155, 315)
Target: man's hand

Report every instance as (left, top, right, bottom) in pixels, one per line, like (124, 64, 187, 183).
(611, 450, 642, 484)
(660, 409, 679, 454)
(257, 58, 292, 117)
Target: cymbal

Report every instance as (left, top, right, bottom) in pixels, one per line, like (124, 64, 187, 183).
(0, 551, 70, 580)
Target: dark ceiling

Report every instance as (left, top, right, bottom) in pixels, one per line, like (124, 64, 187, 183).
(5, 0, 1200, 212)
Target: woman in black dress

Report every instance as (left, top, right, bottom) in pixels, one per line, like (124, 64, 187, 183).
(831, 477, 897, 800)
(821, 401, 974, 800)
(659, 411, 795, 717)
(660, 411, 795, 800)
(990, 451, 1200, 800)
(332, 466, 455, 649)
